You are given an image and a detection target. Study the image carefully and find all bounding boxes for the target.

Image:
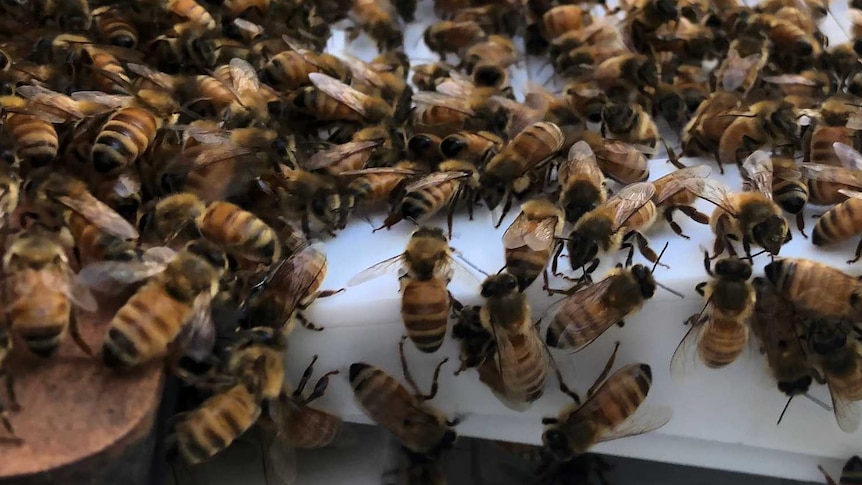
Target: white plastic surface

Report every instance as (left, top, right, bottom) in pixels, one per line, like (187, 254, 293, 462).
(282, 2, 862, 483)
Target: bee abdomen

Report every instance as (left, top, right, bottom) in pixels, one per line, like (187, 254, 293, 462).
(177, 384, 260, 465)
(505, 247, 548, 290)
(92, 108, 158, 173)
(197, 201, 281, 262)
(699, 318, 748, 368)
(402, 183, 455, 221)
(594, 364, 651, 426)
(6, 114, 58, 166)
(813, 198, 862, 246)
(401, 278, 449, 353)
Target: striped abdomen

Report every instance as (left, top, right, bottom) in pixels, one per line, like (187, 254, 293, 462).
(6, 113, 57, 167)
(401, 277, 450, 353)
(68, 212, 134, 264)
(808, 126, 855, 166)
(495, 329, 549, 403)
(698, 317, 748, 368)
(194, 75, 237, 110)
(349, 172, 408, 205)
(7, 270, 70, 357)
(284, 404, 342, 448)
(94, 7, 137, 47)
(197, 201, 281, 263)
(176, 384, 260, 465)
(840, 456, 862, 484)
(765, 259, 860, 320)
(86, 48, 132, 93)
(773, 176, 809, 214)
(261, 51, 317, 91)
(504, 121, 562, 170)
(808, 179, 853, 206)
(505, 246, 550, 291)
(401, 180, 459, 221)
(91, 107, 159, 173)
(620, 201, 657, 232)
(812, 198, 862, 246)
(102, 281, 191, 367)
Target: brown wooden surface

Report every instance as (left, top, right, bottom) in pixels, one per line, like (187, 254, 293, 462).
(0, 298, 163, 481)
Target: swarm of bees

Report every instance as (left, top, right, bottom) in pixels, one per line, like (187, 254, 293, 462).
(2, 0, 862, 482)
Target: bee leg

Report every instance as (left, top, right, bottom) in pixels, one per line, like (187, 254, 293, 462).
(587, 342, 621, 397)
(69, 309, 93, 356)
(664, 207, 689, 239)
(305, 369, 340, 404)
(296, 312, 324, 331)
(3, 372, 18, 412)
(315, 288, 345, 299)
(847, 236, 862, 264)
(664, 141, 686, 169)
(551, 240, 565, 277)
(633, 231, 663, 267)
(742, 237, 752, 260)
(695, 282, 707, 296)
(712, 150, 724, 174)
(495, 195, 513, 228)
(794, 212, 808, 238)
(294, 355, 320, 397)
(678, 205, 709, 225)
(702, 251, 714, 276)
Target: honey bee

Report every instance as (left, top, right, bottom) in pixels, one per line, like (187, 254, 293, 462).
(687, 151, 790, 257)
(350, 0, 403, 51)
(770, 154, 808, 234)
(3, 113, 59, 168)
(560, 182, 658, 279)
(461, 35, 518, 75)
(545, 246, 672, 351)
(651, 165, 711, 239)
(241, 242, 339, 335)
(423, 20, 486, 59)
(24, 169, 139, 241)
(290, 72, 393, 123)
(671, 253, 754, 374)
(801, 143, 862, 206)
(714, 35, 769, 97)
(41, 0, 92, 31)
(255, 164, 346, 237)
(411, 62, 457, 92)
(557, 141, 607, 225)
(762, 71, 829, 110)
(819, 456, 862, 485)
(681, 91, 742, 167)
(805, 318, 862, 432)
(803, 96, 862, 167)
(100, 241, 226, 367)
(481, 121, 563, 224)
(478, 272, 549, 408)
(718, 101, 798, 166)
(260, 37, 350, 91)
(350, 337, 458, 457)
(593, 54, 659, 96)
(581, 131, 650, 185)
(3, 224, 98, 359)
(750, 277, 816, 403)
(270, 355, 342, 449)
(764, 258, 862, 321)
(0, 162, 19, 230)
(812, 187, 862, 262)
(377, 160, 479, 237)
(67, 212, 137, 267)
(451, 303, 495, 375)
(344, 165, 421, 208)
(540, 5, 589, 42)
(600, 102, 660, 149)
(542, 343, 671, 461)
(349, 227, 474, 352)
(91, 5, 138, 48)
(165, 0, 217, 32)
(564, 81, 608, 124)
(503, 198, 563, 291)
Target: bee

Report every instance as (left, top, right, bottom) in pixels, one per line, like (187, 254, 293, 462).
(688, 151, 790, 258)
(350, 0, 403, 51)
(241, 242, 339, 336)
(580, 131, 650, 185)
(344, 165, 421, 208)
(91, 6, 137, 47)
(350, 337, 458, 457)
(349, 227, 473, 353)
(451, 303, 495, 375)
(803, 96, 862, 167)
(461, 35, 518, 75)
(0, 162, 19, 230)
(3, 225, 97, 358)
(3, 113, 58, 168)
(671, 253, 754, 374)
(762, 71, 829, 110)
(593, 54, 658, 96)
(718, 101, 798, 166)
(270, 355, 342, 449)
(681, 91, 742, 167)
(164, 0, 216, 31)
(764, 258, 862, 321)
(545, 245, 673, 351)
(540, 5, 589, 42)
(819, 456, 862, 485)
(406, 133, 442, 165)
(41, 0, 92, 31)
(503, 198, 563, 291)
(600, 102, 660, 149)
(811, 188, 862, 262)
(411, 89, 483, 136)
(805, 318, 862, 432)
(542, 343, 671, 461)
(100, 241, 226, 367)
(801, 143, 862, 206)
(67, 212, 137, 266)
(564, 81, 608, 124)
(770, 154, 808, 234)
(560, 182, 658, 279)
(750, 277, 816, 403)
(651, 165, 712, 239)
(260, 37, 350, 91)
(24, 169, 139, 241)
(481, 121, 563, 224)
(377, 160, 480, 237)
(256, 164, 346, 237)
(290, 72, 393, 124)
(558, 141, 607, 225)
(305, 138, 385, 177)
(478, 272, 549, 408)
(411, 62, 457, 92)
(423, 20, 486, 59)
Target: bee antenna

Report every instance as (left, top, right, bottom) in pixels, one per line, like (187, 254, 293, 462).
(455, 253, 489, 277)
(741, 248, 768, 262)
(651, 242, 670, 273)
(803, 392, 833, 412)
(655, 281, 684, 299)
(776, 395, 794, 425)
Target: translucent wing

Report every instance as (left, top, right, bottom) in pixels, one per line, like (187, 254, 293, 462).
(670, 312, 708, 381)
(800, 164, 862, 189)
(833, 142, 862, 171)
(169, 125, 232, 144)
(684, 178, 737, 215)
(559, 141, 603, 185)
(180, 292, 216, 362)
(305, 141, 380, 171)
(839, 189, 862, 200)
(57, 269, 98, 313)
(608, 182, 655, 230)
(829, 380, 862, 433)
(719, 48, 763, 93)
(77, 260, 169, 294)
(347, 253, 405, 286)
(596, 405, 673, 443)
(404, 171, 469, 192)
(69, 90, 132, 108)
(337, 167, 418, 176)
(503, 212, 557, 251)
(654, 165, 711, 204)
(575, 364, 653, 421)
(542, 276, 618, 352)
(340, 55, 386, 89)
(15, 85, 88, 122)
(54, 194, 139, 240)
(594, 141, 650, 183)
(229, 58, 260, 95)
(740, 150, 774, 197)
(772, 162, 801, 182)
(763, 74, 820, 86)
(260, 423, 298, 485)
(412, 91, 475, 115)
(308, 72, 373, 117)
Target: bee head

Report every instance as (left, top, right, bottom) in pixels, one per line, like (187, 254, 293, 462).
(777, 375, 812, 396)
(752, 214, 788, 255)
(541, 428, 573, 461)
(630, 264, 657, 299)
(480, 273, 518, 298)
(714, 258, 752, 281)
(565, 231, 598, 271)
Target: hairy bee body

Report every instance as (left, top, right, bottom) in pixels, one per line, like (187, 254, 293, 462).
(5, 113, 58, 167)
(68, 212, 136, 265)
(813, 198, 862, 247)
(92, 6, 137, 48)
(400, 276, 450, 353)
(765, 258, 862, 320)
(91, 107, 161, 174)
(196, 201, 281, 263)
(806, 126, 858, 167)
(348, 170, 413, 206)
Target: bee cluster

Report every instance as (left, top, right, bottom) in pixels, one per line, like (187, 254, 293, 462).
(1, 0, 862, 482)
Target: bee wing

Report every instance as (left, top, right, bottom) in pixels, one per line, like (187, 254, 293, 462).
(740, 150, 774, 197)
(15, 85, 87, 122)
(504, 213, 558, 251)
(308, 72, 374, 117)
(670, 312, 709, 381)
(179, 292, 216, 362)
(404, 171, 470, 192)
(69, 90, 131, 108)
(341, 55, 387, 89)
(55, 269, 98, 313)
(718, 48, 763, 93)
(77, 260, 169, 294)
(763, 74, 820, 86)
(684, 178, 737, 216)
(542, 277, 618, 352)
(654, 164, 711, 204)
(168, 125, 232, 144)
(833, 142, 862, 171)
(801, 164, 862, 189)
(829, 380, 862, 433)
(596, 404, 673, 443)
(435, 74, 475, 98)
(412, 91, 475, 115)
(337, 167, 418, 176)
(595, 141, 649, 179)
(305, 141, 380, 171)
(559, 141, 602, 184)
(262, 426, 298, 485)
(229, 58, 260, 95)
(502, 211, 532, 249)
(54, 194, 139, 240)
(772, 162, 801, 182)
(608, 182, 655, 231)
(347, 253, 405, 286)
(838, 188, 862, 200)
